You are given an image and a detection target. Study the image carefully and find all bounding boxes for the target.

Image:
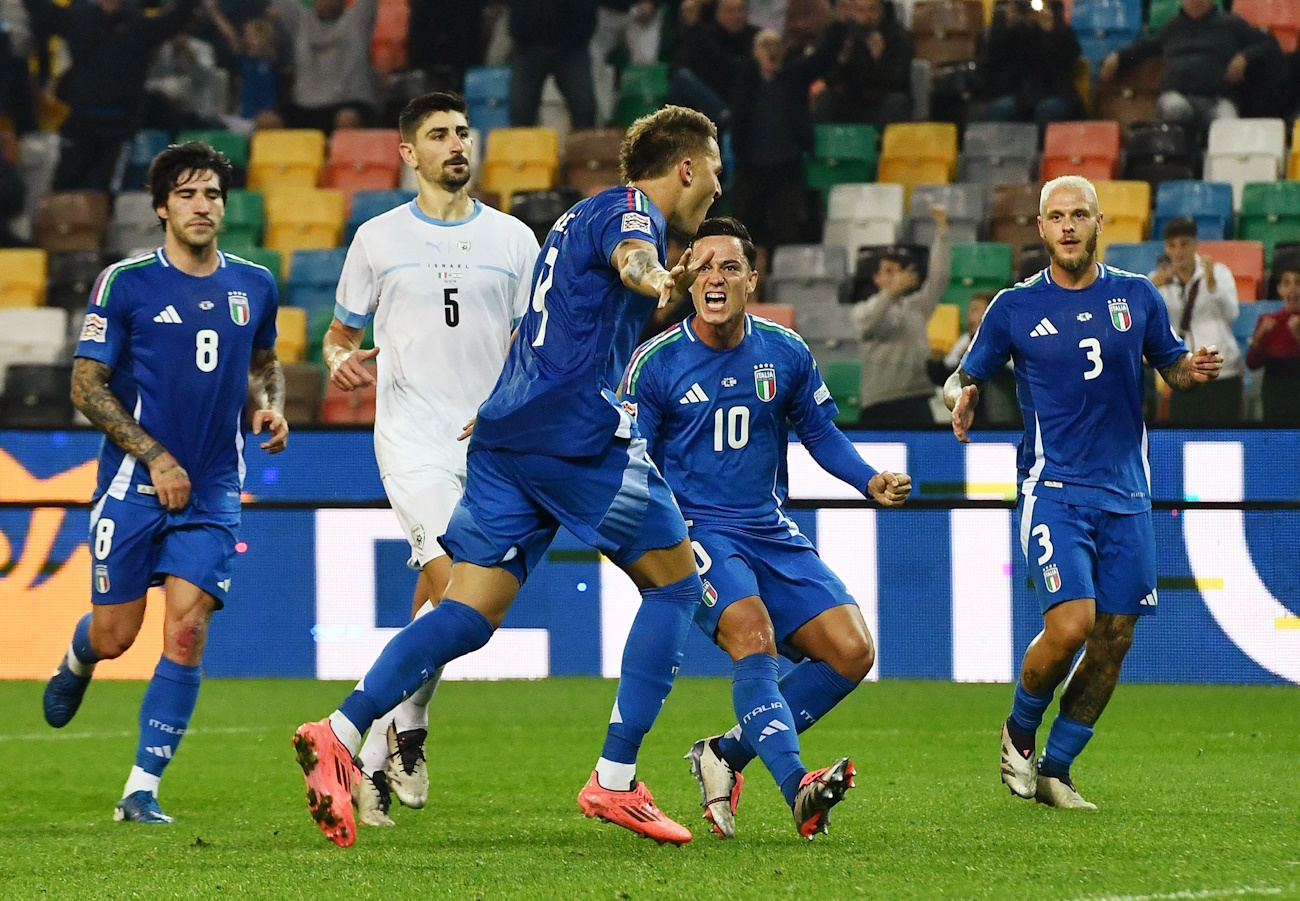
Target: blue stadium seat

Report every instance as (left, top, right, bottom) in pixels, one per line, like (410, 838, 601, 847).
(1103, 241, 1164, 275)
(464, 66, 511, 135)
(345, 190, 416, 244)
(123, 130, 171, 191)
(1151, 181, 1234, 240)
(1233, 301, 1283, 346)
(288, 248, 348, 316)
(1071, 0, 1142, 70)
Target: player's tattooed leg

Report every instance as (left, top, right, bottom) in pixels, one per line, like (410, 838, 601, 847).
(1058, 613, 1137, 726)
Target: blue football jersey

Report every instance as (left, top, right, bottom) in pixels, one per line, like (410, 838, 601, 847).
(621, 314, 840, 529)
(473, 186, 667, 457)
(961, 263, 1187, 513)
(75, 249, 279, 512)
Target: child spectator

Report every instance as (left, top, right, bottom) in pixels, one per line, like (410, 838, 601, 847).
(203, 0, 283, 128)
(1246, 254, 1300, 425)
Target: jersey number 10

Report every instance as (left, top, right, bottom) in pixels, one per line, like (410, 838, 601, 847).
(713, 406, 750, 451)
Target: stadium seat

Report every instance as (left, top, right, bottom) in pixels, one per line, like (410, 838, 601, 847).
(370, 0, 409, 74)
(1093, 180, 1151, 257)
(1123, 120, 1200, 187)
(511, 188, 583, 245)
(616, 63, 669, 127)
(248, 129, 327, 190)
(823, 183, 905, 259)
(0, 248, 48, 308)
(562, 128, 625, 195)
(907, 183, 985, 244)
(44, 250, 99, 313)
(1287, 122, 1300, 179)
(123, 129, 170, 191)
(1204, 118, 1286, 210)
(345, 189, 415, 244)
(957, 121, 1038, 190)
(878, 122, 958, 204)
(1233, 300, 1282, 348)
(481, 127, 560, 212)
(1102, 240, 1163, 275)
(106, 191, 160, 258)
(286, 247, 349, 355)
(177, 129, 251, 173)
(319, 361, 377, 423)
(34, 191, 110, 253)
(745, 303, 795, 330)
(223, 245, 282, 287)
(988, 184, 1043, 260)
(927, 303, 961, 355)
(1094, 58, 1164, 128)
(276, 306, 309, 363)
(1152, 181, 1233, 241)
(325, 129, 402, 202)
(805, 124, 878, 210)
(263, 188, 347, 273)
(1198, 240, 1265, 301)
(1070, 0, 1141, 71)
(1041, 121, 1120, 182)
(911, 0, 982, 67)
(769, 244, 848, 308)
(464, 66, 511, 135)
(1017, 243, 1050, 280)
(0, 307, 68, 387)
(283, 361, 323, 425)
(221, 189, 265, 247)
(942, 242, 1013, 311)
(1237, 181, 1300, 266)
(820, 359, 861, 425)
(0, 362, 73, 427)
(1233, 0, 1299, 53)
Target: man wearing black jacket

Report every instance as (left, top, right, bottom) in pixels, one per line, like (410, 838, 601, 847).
(805, 0, 911, 129)
(508, 0, 597, 129)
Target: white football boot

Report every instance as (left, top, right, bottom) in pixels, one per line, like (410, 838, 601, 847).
(384, 722, 429, 809)
(1000, 721, 1037, 799)
(1035, 773, 1098, 810)
(685, 736, 744, 838)
(354, 769, 396, 827)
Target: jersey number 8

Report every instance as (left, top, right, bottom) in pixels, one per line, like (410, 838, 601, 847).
(196, 329, 219, 372)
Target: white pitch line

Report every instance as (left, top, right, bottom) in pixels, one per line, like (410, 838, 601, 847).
(0, 725, 272, 743)
(1055, 887, 1282, 901)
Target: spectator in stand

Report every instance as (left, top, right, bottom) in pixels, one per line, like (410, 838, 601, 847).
(940, 290, 1020, 428)
(21, 0, 200, 191)
(508, 0, 597, 129)
(730, 28, 811, 274)
(410, 0, 486, 91)
(203, 0, 283, 129)
(273, 0, 378, 131)
(1246, 254, 1300, 425)
(592, 2, 663, 69)
(0, 0, 39, 135)
(668, 0, 759, 126)
(1097, 0, 1275, 127)
(747, 0, 786, 34)
(1150, 216, 1242, 422)
(851, 205, 950, 428)
(785, 0, 832, 53)
(805, 0, 911, 130)
(982, 0, 1083, 131)
(145, 26, 228, 131)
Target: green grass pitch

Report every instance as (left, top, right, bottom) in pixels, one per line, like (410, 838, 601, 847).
(0, 678, 1296, 901)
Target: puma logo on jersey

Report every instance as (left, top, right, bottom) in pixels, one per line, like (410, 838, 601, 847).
(1029, 318, 1058, 337)
(153, 305, 183, 324)
(678, 383, 710, 404)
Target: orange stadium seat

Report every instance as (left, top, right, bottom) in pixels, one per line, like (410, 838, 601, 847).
(1233, 0, 1300, 53)
(248, 129, 327, 190)
(34, 191, 109, 253)
(0, 249, 48, 308)
(482, 127, 560, 212)
(877, 122, 958, 205)
(263, 188, 347, 277)
(325, 129, 402, 203)
(276, 306, 309, 363)
(1040, 121, 1121, 182)
(370, 0, 409, 74)
(746, 303, 795, 329)
(1197, 240, 1265, 301)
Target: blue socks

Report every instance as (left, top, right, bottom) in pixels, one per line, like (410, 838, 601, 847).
(599, 573, 702, 767)
(1008, 682, 1054, 738)
(718, 659, 858, 773)
(134, 657, 201, 777)
(71, 613, 97, 666)
(338, 600, 493, 739)
(731, 653, 805, 806)
(1041, 714, 1094, 779)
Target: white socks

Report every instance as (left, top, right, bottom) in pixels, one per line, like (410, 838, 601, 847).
(122, 766, 160, 799)
(328, 711, 363, 757)
(66, 644, 94, 678)
(595, 758, 637, 792)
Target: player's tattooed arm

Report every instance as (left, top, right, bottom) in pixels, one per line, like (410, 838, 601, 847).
(613, 239, 670, 298)
(249, 347, 289, 454)
(945, 368, 985, 444)
(1159, 345, 1224, 391)
(70, 358, 167, 463)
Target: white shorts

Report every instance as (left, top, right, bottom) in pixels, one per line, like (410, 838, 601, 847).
(381, 467, 467, 569)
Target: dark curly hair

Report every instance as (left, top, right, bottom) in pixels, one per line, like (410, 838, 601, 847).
(146, 141, 233, 225)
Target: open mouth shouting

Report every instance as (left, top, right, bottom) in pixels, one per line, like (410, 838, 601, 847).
(703, 290, 728, 312)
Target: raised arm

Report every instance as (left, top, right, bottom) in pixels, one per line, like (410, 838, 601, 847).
(249, 346, 288, 453)
(611, 239, 714, 308)
(71, 357, 191, 510)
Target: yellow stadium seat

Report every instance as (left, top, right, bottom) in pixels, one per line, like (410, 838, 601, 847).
(276, 306, 308, 363)
(248, 129, 327, 190)
(927, 303, 961, 355)
(879, 122, 958, 205)
(1094, 180, 1151, 231)
(482, 127, 560, 211)
(0, 249, 48, 308)
(263, 188, 347, 277)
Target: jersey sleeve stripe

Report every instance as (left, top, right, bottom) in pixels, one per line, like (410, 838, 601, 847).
(90, 255, 156, 307)
(224, 253, 275, 278)
(623, 328, 683, 394)
(334, 302, 372, 329)
(751, 317, 811, 352)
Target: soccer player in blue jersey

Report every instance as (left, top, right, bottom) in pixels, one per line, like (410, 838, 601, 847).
(945, 175, 1223, 809)
(620, 217, 912, 839)
(42, 142, 286, 824)
(293, 105, 723, 847)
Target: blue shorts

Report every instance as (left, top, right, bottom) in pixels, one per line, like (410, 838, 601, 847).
(1019, 493, 1157, 617)
(439, 437, 689, 585)
(689, 521, 856, 661)
(88, 495, 240, 608)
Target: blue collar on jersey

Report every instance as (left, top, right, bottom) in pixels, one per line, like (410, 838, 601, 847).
(1042, 261, 1106, 287)
(406, 198, 483, 227)
(681, 313, 753, 346)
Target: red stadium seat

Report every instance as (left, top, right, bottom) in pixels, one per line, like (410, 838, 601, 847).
(325, 129, 402, 205)
(1233, 0, 1300, 53)
(319, 362, 377, 424)
(1041, 121, 1121, 182)
(745, 303, 795, 330)
(1197, 240, 1265, 301)
(370, 0, 409, 74)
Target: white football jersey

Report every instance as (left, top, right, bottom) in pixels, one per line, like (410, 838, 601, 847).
(336, 199, 539, 476)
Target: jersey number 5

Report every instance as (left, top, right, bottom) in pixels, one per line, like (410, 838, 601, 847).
(530, 246, 560, 347)
(443, 288, 460, 328)
(1079, 337, 1103, 380)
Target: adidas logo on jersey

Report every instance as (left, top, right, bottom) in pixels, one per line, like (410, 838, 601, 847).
(146, 744, 174, 760)
(678, 383, 710, 404)
(1029, 318, 1058, 337)
(1140, 589, 1158, 607)
(758, 719, 790, 742)
(153, 305, 183, 324)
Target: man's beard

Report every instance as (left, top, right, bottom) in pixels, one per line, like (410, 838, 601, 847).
(1047, 229, 1097, 275)
(422, 162, 471, 192)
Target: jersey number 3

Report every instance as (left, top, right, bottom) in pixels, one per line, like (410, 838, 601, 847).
(1079, 337, 1103, 380)
(530, 246, 560, 347)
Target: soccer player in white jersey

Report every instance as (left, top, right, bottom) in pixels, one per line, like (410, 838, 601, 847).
(945, 176, 1222, 808)
(324, 91, 540, 826)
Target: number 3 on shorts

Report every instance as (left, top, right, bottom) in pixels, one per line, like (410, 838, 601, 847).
(1031, 523, 1053, 565)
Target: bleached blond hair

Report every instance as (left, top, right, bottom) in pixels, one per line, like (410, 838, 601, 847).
(1039, 175, 1099, 218)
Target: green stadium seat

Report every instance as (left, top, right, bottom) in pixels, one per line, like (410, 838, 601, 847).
(805, 124, 878, 210)
(616, 63, 669, 127)
(942, 242, 1013, 313)
(1237, 181, 1300, 267)
(1148, 0, 1218, 30)
(177, 129, 251, 170)
(222, 244, 282, 290)
(821, 359, 861, 425)
(220, 189, 265, 247)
